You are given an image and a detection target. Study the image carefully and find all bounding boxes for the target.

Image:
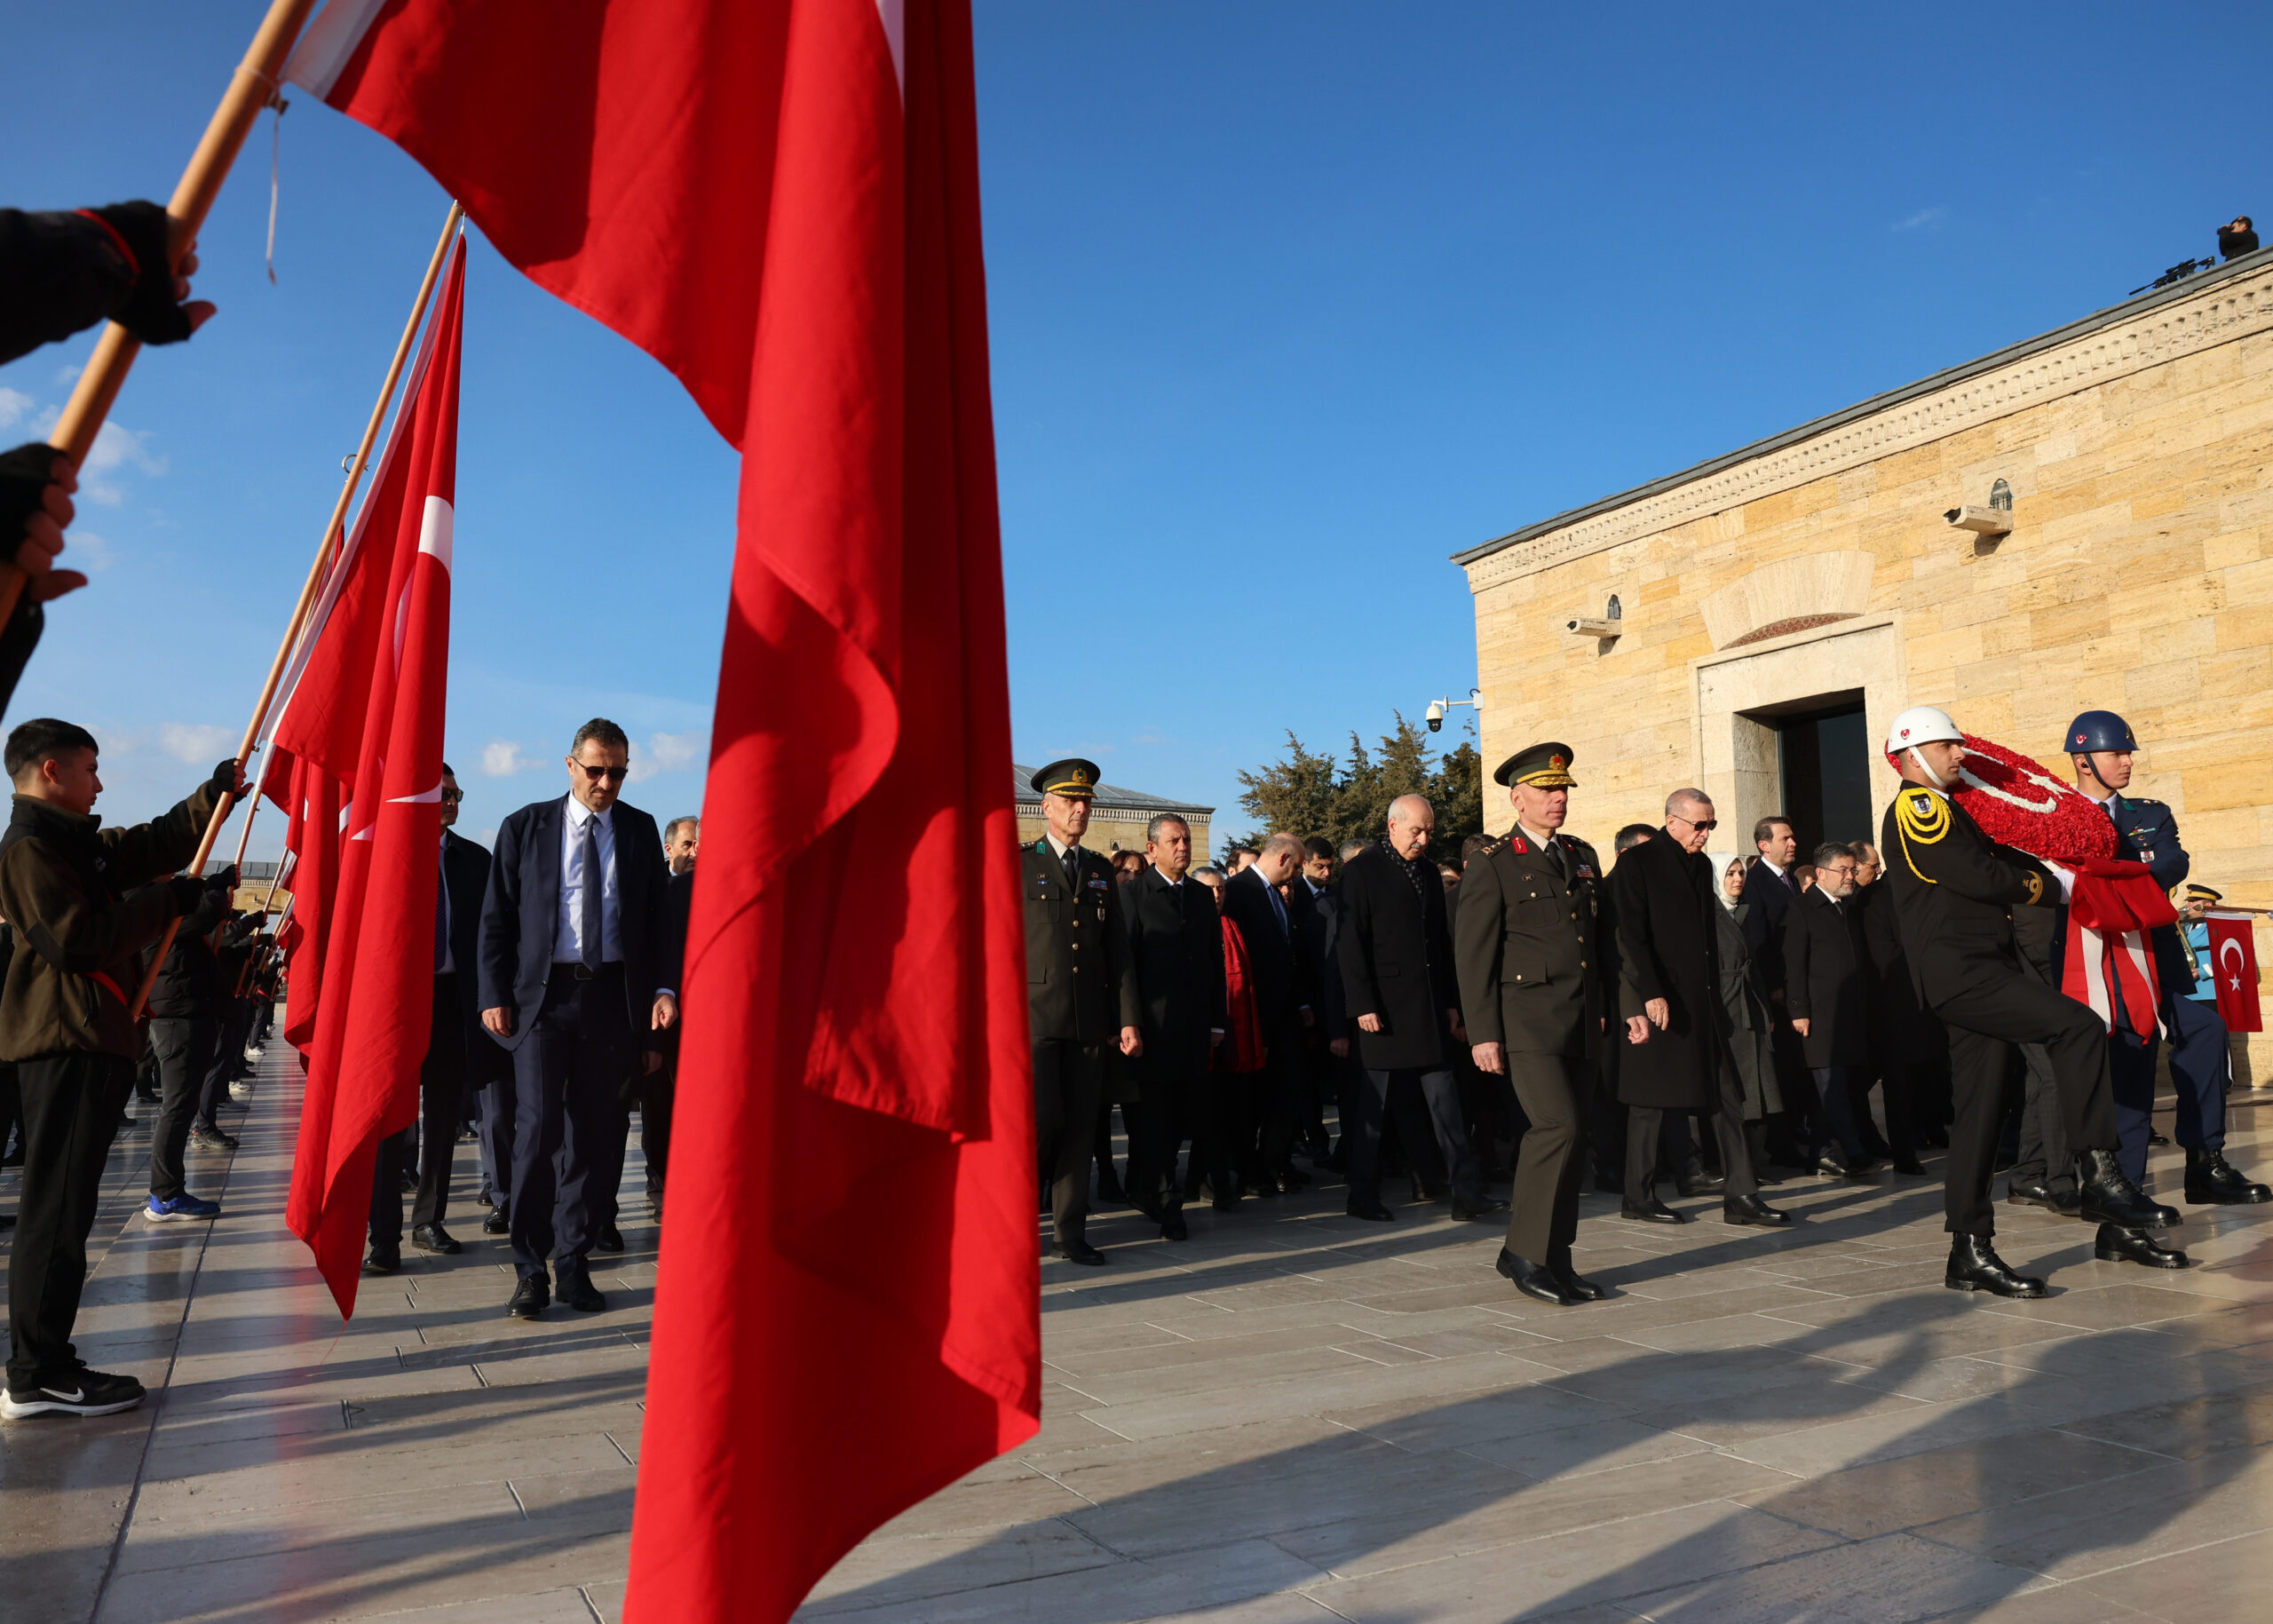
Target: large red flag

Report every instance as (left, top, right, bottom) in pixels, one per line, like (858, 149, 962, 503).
(289, 3, 1037, 1617)
(281, 241, 465, 1313)
(2208, 913, 2265, 1034)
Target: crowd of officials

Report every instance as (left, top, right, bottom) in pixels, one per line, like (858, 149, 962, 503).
(1025, 706, 2269, 1306)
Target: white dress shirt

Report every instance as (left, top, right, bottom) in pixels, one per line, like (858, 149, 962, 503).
(555, 797, 623, 965)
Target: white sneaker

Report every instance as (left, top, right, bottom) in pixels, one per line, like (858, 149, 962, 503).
(229, 1081, 255, 1103)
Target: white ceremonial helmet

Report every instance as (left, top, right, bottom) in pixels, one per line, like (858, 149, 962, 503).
(1885, 704, 1965, 788)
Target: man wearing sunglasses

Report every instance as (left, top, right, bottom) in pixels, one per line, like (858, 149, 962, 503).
(479, 720, 678, 1319)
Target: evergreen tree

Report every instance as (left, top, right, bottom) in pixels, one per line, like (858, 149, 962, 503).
(1232, 715, 1483, 863)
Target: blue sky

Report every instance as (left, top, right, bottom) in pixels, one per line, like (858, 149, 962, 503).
(4, 2, 2267, 857)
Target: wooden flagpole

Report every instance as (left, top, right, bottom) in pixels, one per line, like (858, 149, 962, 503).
(0, 0, 323, 630)
(131, 201, 466, 1017)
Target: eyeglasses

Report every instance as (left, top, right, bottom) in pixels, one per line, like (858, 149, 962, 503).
(570, 761, 629, 783)
(1669, 813, 1718, 831)
(440, 788, 464, 804)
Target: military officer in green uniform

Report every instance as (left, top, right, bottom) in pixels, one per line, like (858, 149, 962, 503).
(1877, 706, 2171, 1299)
(1024, 758, 1142, 1265)
(1455, 742, 1614, 1307)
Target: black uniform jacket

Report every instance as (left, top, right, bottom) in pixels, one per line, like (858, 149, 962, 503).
(1119, 866, 1225, 1082)
(477, 796, 677, 1063)
(1337, 844, 1460, 1073)
(1022, 840, 1140, 1045)
(1782, 886, 1873, 1068)
(1857, 882, 1946, 1065)
(1881, 783, 2062, 1008)
(1222, 867, 1308, 1034)
(1609, 831, 1725, 1109)
(1454, 827, 1608, 1061)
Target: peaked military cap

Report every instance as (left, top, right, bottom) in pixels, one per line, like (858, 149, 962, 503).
(2185, 883, 2225, 905)
(1493, 741, 1577, 788)
(1031, 757, 1102, 799)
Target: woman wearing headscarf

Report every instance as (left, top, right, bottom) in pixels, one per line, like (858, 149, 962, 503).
(1708, 850, 1783, 1172)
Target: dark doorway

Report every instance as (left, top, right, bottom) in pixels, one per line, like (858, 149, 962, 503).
(1776, 698, 1872, 856)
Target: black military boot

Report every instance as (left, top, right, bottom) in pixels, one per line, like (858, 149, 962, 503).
(2094, 1223, 2190, 1269)
(2076, 1149, 2180, 1231)
(2005, 1176, 2082, 1217)
(1945, 1234, 2047, 1298)
(2185, 1148, 2273, 1205)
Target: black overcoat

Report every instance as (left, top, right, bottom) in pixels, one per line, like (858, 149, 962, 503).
(1119, 867, 1227, 1091)
(1610, 831, 1726, 1110)
(1336, 844, 1461, 1073)
(1715, 901, 1782, 1118)
(1857, 882, 1946, 1066)
(1782, 886, 1873, 1068)
(1222, 867, 1307, 1034)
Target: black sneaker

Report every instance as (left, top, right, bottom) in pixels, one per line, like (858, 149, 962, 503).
(3, 1367, 146, 1420)
(189, 1126, 241, 1152)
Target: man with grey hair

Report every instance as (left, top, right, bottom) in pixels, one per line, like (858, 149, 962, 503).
(1119, 812, 1225, 1240)
(1338, 796, 1505, 1223)
(1222, 833, 1316, 1193)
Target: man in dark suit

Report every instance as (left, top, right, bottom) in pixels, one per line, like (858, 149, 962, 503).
(1292, 836, 1338, 1161)
(640, 814, 699, 1219)
(1455, 743, 1612, 1308)
(1741, 814, 1813, 1161)
(1119, 812, 1224, 1241)
(478, 720, 677, 1319)
(1221, 833, 1316, 1196)
(1783, 841, 1880, 1174)
(1339, 796, 1506, 1225)
(1612, 791, 1783, 1228)
(367, 764, 506, 1271)
(1023, 758, 1142, 1265)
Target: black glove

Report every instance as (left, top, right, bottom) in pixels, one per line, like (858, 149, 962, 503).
(168, 874, 206, 914)
(86, 202, 193, 346)
(204, 865, 240, 897)
(208, 758, 242, 801)
(0, 442, 63, 556)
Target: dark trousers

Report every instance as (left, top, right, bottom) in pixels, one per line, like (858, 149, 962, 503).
(641, 1063, 676, 1208)
(1812, 1064, 1867, 1161)
(1626, 1050, 1760, 1205)
(199, 998, 248, 1129)
(1128, 1065, 1205, 1216)
(1502, 1051, 1589, 1262)
(369, 974, 472, 1247)
(2166, 994, 2230, 1153)
(1034, 1037, 1104, 1243)
(146, 1016, 218, 1202)
(1236, 1015, 1304, 1180)
(1349, 1066, 1479, 1206)
(479, 1071, 513, 1208)
(507, 965, 630, 1279)
(2009, 1042, 2073, 1192)
(1935, 969, 2116, 1236)
(7, 1054, 135, 1389)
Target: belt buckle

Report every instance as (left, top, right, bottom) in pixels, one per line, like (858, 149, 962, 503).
(573, 963, 595, 982)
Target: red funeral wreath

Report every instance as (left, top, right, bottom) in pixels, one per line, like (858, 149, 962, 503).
(1937, 733, 2117, 864)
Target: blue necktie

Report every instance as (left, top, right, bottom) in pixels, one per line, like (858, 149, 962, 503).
(1268, 880, 1287, 938)
(434, 867, 450, 974)
(580, 818, 603, 969)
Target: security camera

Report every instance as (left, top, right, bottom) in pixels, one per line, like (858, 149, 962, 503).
(1565, 616, 1621, 638)
(1944, 505, 2012, 535)
(1425, 702, 1445, 733)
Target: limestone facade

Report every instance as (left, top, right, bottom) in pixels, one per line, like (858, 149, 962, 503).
(1459, 249, 2273, 1050)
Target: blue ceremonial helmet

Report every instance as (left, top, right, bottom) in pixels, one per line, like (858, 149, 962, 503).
(2064, 709, 2138, 756)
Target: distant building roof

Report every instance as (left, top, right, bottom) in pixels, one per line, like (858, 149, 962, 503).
(1453, 242, 2273, 568)
(1012, 764, 1212, 815)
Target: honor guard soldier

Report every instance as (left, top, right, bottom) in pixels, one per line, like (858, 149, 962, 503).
(2063, 709, 2269, 1241)
(1455, 742, 1613, 1307)
(1880, 707, 2169, 1298)
(1023, 759, 1142, 1266)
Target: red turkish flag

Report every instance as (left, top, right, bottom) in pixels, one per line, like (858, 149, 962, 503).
(280, 241, 465, 1314)
(288, 4, 1037, 1619)
(2208, 913, 2264, 1033)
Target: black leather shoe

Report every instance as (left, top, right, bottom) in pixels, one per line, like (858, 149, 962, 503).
(1053, 1239, 1107, 1265)
(362, 1245, 400, 1275)
(596, 1224, 625, 1254)
(1496, 1248, 1580, 1306)
(508, 1274, 549, 1319)
(1160, 1208, 1189, 1242)
(2006, 1177, 2082, 1216)
(1674, 1173, 1726, 1197)
(1213, 1192, 1239, 1214)
(2149, 1129, 2171, 1147)
(1345, 1197, 1394, 1222)
(1451, 1196, 1509, 1222)
(2077, 1149, 2180, 1230)
(1891, 1154, 1927, 1176)
(1247, 1176, 1283, 1199)
(1921, 1127, 1951, 1150)
(411, 1224, 461, 1255)
(1723, 1193, 1792, 1227)
(2095, 1223, 2190, 1269)
(2186, 1149, 2273, 1205)
(1548, 1249, 1607, 1302)
(1277, 1166, 1313, 1192)
(1620, 1197, 1687, 1224)
(482, 1202, 511, 1236)
(399, 1166, 420, 1193)
(555, 1266, 606, 1312)
(1945, 1234, 2047, 1298)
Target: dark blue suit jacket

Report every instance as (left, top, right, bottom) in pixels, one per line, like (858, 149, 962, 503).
(476, 794, 677, 1061)
(1739, 860, 1802, 998)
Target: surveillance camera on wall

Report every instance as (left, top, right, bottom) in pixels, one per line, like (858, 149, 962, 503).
(1944, 505, 2013, 535)
(1564, 615, 1621, 638)
(1425, 701, 1445, 732)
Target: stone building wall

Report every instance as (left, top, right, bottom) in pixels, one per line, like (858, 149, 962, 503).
(1461, 250, 2273, 1050)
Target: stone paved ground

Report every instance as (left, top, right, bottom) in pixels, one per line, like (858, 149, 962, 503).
(8, 1039, 2273, 1622)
